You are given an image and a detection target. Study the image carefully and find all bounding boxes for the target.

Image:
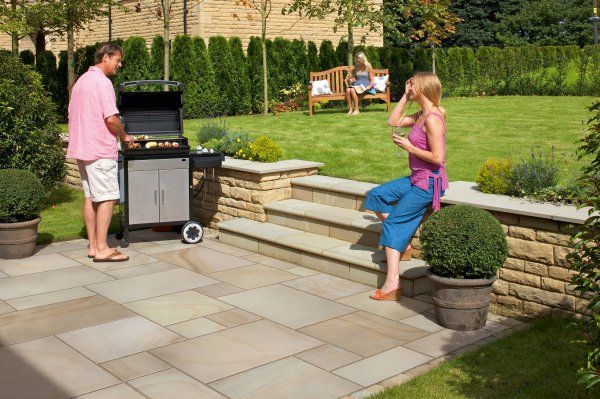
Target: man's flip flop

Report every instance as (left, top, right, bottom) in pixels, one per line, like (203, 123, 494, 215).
(93, 250, 129, 263)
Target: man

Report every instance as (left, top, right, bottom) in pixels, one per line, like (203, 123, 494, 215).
(67, 43, 133, 262)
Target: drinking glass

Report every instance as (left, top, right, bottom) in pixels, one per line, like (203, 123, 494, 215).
(392, 125, 406, 158)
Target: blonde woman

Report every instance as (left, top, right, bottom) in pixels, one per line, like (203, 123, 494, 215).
(344, 52, 375, 115)
(365, 72, 448, 301)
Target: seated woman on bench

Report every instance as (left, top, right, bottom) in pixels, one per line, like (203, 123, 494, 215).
(345, 52, 376, 115)
(364, 72, 448, 301)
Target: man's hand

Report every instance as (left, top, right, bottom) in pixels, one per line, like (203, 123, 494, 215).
(122, 134, 134, 144)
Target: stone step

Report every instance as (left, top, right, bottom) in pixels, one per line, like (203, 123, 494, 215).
(264, 198, 382, 248)
(291, 175, 378, 211)
(217, 218, 430, 297)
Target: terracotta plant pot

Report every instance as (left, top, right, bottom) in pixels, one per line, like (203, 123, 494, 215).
(0, 217, 41, 259)
(427, 269, 496, 331)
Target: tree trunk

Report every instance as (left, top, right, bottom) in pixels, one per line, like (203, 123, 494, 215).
(261, 1, 268, 116)
(163, 3, 170, 90)
(67, 23, 75, 98)
(432, 45, 436, 74)
(35, 30, 46, 56)
(346, 3, 353, 66)
(10, 0, 18, 56)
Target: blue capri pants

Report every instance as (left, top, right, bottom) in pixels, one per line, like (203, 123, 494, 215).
(365, 176, 435, 252)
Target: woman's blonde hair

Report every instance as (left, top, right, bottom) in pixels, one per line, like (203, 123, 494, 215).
(354, 51, 371, 71)
(412, 71, 446, 118)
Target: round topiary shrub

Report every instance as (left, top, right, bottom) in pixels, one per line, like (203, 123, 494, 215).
(0, 51, 66, 188)
(0, 169, 47, 223)
(476, 158, 514, 194)
(421, 205, 507, 279)
(249, 135, 283, 162)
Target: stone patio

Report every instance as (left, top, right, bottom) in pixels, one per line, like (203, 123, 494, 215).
(0, 230, 525, 399)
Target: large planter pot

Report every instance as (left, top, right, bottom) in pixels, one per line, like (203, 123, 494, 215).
(427, 269, 496, 331)
(0, 217, 41, 259)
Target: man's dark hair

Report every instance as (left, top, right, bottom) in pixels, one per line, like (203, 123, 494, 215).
(94, 43, 123, 64)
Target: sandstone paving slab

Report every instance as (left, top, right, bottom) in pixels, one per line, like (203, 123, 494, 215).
(252, 256, 298, 270)
(77, 249, 160, 271)
(103, 261, 178, 279)
(167, 317, 226, 339)
(291, 175, 355, 190)
(404, 320, 509, 358)
(200, 237, 254, 257)
(0, 266, 113, 300)
(100, 352, 171, 381)
(205, 309, 262, 328)
(74, 384, 146, 399)
(398, 311, 446, 333)
(208, 264, 299, 290)
(220, 285, 354, 329)
(209, 356, 361, 399)
(333, 346, 433, 387)
(286, 266, 320, 276)
(218, 218, 301, 243)
(0, 253, 82, 276)
(154, 246, 255, 274)
(130, 368, 226, 399)
(295, 344, 363, 371)
(265, 199, 322, 216)
(282, 273, 372, 300)
(0, 270, 6, 278)
(124, 290, 234, 326)
(33, 240, 87, 256)
(151, 319, 322, 383)
(0, 295, 134, 346)
(137, 241, 196, 255)
(86, 268, 218, 304)
(277, 232, 349, 254)
(299, 311, 428, 357)
(57, 316, 184, 363)
(0, 299, 15, 315)
(303, 203, 369, 227)
(6, 287, 96, 310)
(59, 248, 93, 259)
(330, 181, 378, 197)
(337, 292, 433, 321)
(194, 282, 245, 298)
(0, 336, 119, 399)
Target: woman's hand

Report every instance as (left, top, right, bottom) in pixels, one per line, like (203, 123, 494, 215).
(404, 78, 413, 97)
(391, 134, 414, 153)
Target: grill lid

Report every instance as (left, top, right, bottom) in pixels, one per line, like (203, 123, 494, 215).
(118, 80, 184, 137)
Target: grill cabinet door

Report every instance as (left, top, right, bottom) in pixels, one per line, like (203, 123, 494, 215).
(128, 170, 160, 225)
(159, 168, 189, 222)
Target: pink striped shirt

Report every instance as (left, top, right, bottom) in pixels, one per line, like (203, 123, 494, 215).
(66, 66, 120, 161)
(408, 112, 449, 211)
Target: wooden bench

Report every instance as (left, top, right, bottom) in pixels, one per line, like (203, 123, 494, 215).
(307, 66, 391, 116)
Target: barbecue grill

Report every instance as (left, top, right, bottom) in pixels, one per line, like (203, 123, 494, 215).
(116, 80, 223, 248)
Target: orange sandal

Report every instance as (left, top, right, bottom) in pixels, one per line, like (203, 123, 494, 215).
(370, 288, 402, 301)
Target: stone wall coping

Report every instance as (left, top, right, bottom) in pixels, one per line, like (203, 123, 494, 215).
(220, 157, 324, 174)
(444, 181, 592, 224)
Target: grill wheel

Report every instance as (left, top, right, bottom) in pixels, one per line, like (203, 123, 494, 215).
(182, 221, 203, 244)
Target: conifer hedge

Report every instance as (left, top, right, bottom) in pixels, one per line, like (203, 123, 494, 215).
(122, 36, 149, 83)
(319, 40, 336, 71)
(208, 36, 237, 115)
(229, 36, 252, 115)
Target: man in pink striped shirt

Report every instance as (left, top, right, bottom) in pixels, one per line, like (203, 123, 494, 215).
(67, 43, 133, 262)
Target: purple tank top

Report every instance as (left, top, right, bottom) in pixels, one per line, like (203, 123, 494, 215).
(408, 111, 449, 211)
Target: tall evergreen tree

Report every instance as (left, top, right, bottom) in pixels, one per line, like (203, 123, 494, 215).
(290, 39, 308, 85)
(335, 39, 348, 66)
(319, 40, 336, 70)
(122, 36, 149, 83)
(208, 36, 237, 115)
(191, 36, 220, 117)
(149, 35, 165, 80)
(247, 36, 265, 113)
(307, 40, 319, 73)
(229, 36, 252, 114)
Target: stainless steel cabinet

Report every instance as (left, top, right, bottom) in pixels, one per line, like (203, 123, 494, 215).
(127, 158, 190, 224)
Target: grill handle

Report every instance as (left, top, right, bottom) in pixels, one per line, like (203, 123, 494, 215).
(119, 80, 183, 92)
(154, 190, 158, 206)
(161, 190, 165, 206)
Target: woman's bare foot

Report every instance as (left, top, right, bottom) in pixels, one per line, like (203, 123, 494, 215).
(352, 110, 360, 115)
(347, 110, 353, 115)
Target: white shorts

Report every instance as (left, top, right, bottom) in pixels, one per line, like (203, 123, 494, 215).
(77, 159, 120, 203)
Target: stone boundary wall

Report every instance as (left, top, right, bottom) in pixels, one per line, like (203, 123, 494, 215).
(1, 0, 383, 54)
(62, 157, 588, 318)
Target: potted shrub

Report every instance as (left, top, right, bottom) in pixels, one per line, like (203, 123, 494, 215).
(0, 169, 48, 259)
(421, 205, 508, 331)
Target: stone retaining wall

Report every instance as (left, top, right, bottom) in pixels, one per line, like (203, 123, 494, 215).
(62, 157, 588, 318)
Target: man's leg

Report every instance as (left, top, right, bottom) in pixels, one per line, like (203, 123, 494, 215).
(82, 197, 97, 257)
(93, 200, 122, 259)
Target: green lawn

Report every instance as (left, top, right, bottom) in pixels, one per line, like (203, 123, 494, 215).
(370, 317, 593, 399)
(184, 96, 596, 184)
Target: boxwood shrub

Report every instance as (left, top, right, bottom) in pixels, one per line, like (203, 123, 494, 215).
(0, 51, 65, 188)
(421, 205, 507, 279)
(0, 169, 47, 223)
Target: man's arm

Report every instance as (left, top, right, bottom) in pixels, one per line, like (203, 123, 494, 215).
(105, 115, 132, 143)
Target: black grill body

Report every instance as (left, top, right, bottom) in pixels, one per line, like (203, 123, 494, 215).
(117, 80, 223, 247)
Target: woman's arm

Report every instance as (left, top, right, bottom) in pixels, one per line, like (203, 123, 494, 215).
(394, 116, 445, 166)
(367, 66, 375, 89)
(387, 94, 419, 127)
